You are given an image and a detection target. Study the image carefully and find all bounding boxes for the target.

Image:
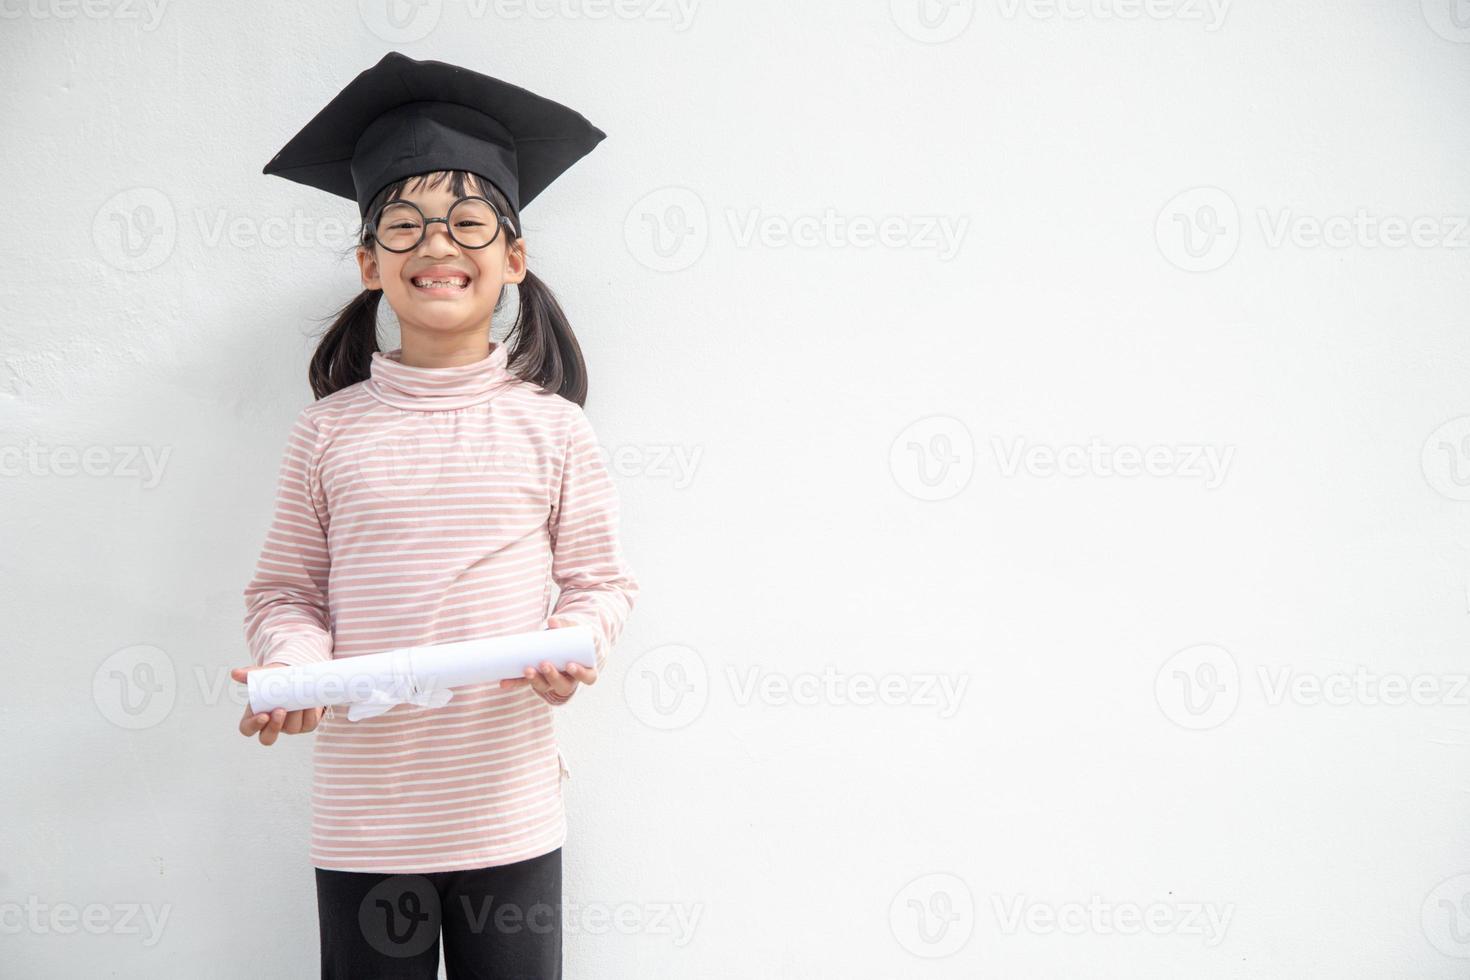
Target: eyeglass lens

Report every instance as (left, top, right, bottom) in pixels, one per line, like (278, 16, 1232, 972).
(374, 198, 501, 251)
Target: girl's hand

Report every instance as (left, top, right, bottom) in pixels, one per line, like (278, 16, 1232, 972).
(498, 617, 599, 700)
(231, 664, 323, 745)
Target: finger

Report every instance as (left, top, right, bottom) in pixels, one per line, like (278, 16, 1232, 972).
(288, 708, 315, 735)
(239, 709, 270, 737)
(565, 663, 597, 687)
(539, 662, 569, 694)
(542, 664, 578, 698)
(522, 665, 550, 694)
(230, 663, 276, 681)
(283, 710, 304, 736)
(260, 708, 286, 746)
(499, 676, 530, 690)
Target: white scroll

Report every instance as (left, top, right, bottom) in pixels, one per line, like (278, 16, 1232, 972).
(246, 625, 596, 721)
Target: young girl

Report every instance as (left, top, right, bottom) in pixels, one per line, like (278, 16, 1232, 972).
(229, 53, 638, 979)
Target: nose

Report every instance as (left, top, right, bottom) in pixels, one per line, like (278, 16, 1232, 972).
(417, 217, 461, 255)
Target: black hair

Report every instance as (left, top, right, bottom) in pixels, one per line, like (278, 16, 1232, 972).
(307, 169, 589, 406)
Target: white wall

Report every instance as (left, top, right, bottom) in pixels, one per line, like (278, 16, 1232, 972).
(3, 2, 1469, 977)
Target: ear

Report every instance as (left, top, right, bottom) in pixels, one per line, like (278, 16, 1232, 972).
(356, 244, 382, 291)
(503, 234, 528, 286)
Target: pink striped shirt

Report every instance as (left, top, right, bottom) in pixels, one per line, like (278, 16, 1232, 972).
(242, 339, 638, 873)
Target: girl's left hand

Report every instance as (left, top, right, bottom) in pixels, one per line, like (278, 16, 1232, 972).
(498, 617, 598, 699)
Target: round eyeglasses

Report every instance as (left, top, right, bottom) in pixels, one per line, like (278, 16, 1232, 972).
(368, 196, 510, 252)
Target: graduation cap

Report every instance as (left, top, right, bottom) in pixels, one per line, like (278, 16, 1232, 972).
(261, 51, 606, 221)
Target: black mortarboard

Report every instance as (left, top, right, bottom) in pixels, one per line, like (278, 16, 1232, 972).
(261, 51, 606, 220)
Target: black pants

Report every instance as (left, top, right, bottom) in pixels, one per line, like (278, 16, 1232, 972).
(314, 848, 562, 980)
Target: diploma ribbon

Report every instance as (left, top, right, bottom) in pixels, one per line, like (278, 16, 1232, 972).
(344, 674, 455, 722)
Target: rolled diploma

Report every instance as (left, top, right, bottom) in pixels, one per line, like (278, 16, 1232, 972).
(247, 624, 597, 718)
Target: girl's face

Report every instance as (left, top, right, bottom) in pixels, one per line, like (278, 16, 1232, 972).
(356, 174, 526, 341)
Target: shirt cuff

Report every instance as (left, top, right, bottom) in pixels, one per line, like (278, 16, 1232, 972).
(256, 635, 333, 669)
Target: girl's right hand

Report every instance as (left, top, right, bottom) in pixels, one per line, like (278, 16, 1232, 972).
(231, 664, 324, 745)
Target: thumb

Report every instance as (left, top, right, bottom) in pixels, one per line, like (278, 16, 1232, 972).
(230, 663, 281, 684)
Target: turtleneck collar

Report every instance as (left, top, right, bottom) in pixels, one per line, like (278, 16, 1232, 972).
(364, 341, 517, 412)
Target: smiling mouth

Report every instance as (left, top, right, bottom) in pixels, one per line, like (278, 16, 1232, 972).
(410, 275, 470, 292)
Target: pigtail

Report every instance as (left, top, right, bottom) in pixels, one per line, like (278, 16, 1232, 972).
(309, 288, 382, 401)
(503, 269, 589, 408)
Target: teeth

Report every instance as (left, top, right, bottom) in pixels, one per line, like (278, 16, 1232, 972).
(413, 277, 468, 288)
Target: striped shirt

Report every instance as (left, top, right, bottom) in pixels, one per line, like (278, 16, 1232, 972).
(242, 339, 638, 873)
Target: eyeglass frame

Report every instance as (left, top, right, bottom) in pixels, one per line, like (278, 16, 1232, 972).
(365, 195, 515, 253)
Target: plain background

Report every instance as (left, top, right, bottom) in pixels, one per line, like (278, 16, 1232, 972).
(4, 1, 1470, 976)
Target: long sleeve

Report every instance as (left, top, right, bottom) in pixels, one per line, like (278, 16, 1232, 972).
(242, 408, 335, 668)
(541, 405, 640, 703)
